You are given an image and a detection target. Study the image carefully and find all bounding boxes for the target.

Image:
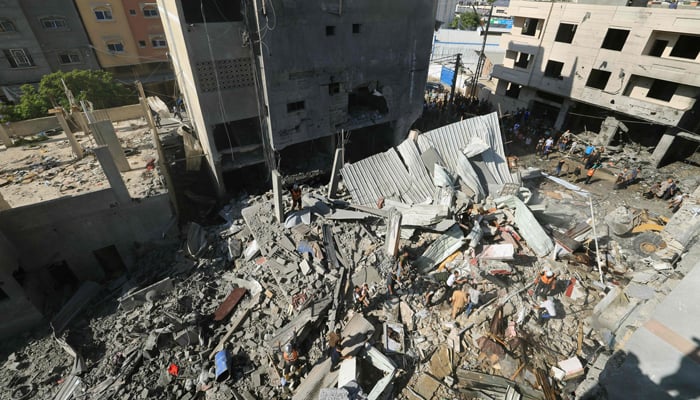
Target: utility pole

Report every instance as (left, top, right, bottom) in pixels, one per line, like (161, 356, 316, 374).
(470, 4, 494, 98)
(450, 53, 462, 104)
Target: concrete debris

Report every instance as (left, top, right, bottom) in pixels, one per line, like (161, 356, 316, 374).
(5, 112, 700, 400)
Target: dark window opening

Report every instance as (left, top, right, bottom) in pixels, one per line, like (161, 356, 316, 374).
(181, 0, 242, 24)
(129, 9, 136, 15)
(93, 245, 127, 280)
(586, 69, 611, 90)
(648, 39, 668, 57)
(3, 48, 34, 68)
(47, 260, 80, 292)
(58, 53, 80, 64)
(647, 79, 678, 102)
(0, 287, 8, 301)
(555, 23, 577, 44)
(670, 35, 700, 60)
(521, 18, 539, 36)
(287, 101, 305, 113)
(352, 23, 361, 34)
(348, 85, 388, 116)
(536, 90, 565, 104)
(326, 26, 335, 36)
(544, 60, 564, 79)
(514, 52, 531, 69)
(138, 40, 146, 47)
(505, 82, 521, 99)
(329, 82, 341, 95)
(601, 28, 630, 51)
(213, 117, 263, 150)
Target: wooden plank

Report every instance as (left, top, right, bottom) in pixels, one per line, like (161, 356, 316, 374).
(213, 287, 247, 321)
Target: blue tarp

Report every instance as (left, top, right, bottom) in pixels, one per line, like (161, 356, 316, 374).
(440, 66, 454, 86)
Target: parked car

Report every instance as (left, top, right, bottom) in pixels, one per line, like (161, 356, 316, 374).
(425, 82, 446, 93)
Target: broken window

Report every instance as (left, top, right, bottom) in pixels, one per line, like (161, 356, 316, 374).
(554, 23, 577, 44)
(670, 35, 700, 60)
(58, 52, 81, 64)
(329, 82, 341, 95)
(3, 48, 34, 68)
(544, 60, 564, 79)
(326, 26, 335, 36)
(647, 79, 678, 102)
(352, 23, 361, 34)
(586, 69, 611, 90)
(181, 0, 242, 24)
(212, 117, 262, 151)
(647, 39, 668, 57)
(521, 18, 540, 36)
(93, 245, 127, 280)
(348, 84, 388, 116)
(514, 52, 531, 69)
(505, 82, 521, 99)
(287, 101, 305, 113)
(601, 28, 629, 51)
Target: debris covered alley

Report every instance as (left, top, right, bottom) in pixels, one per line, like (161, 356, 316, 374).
(3, 112, 700, 400)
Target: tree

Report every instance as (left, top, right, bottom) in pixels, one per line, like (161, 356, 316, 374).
(7, 70, 138, 121)
(450, 12, 481, 31)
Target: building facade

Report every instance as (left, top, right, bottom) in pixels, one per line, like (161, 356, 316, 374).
(491, 1, 700, 134)
(158, 0, 437, 193)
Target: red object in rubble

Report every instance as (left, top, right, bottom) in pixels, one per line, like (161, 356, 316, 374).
(168, 363, 179, 376)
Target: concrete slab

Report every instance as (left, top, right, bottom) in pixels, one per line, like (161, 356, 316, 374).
(341, 313, 375, 357)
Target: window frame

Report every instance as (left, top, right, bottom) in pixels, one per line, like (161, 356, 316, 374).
(150, 35, 167, 48)
(141, 3, 159, 18)
(0, 19, 16, 32)
(106, 41, 125, 53)
(58, 51, 81, 65)
(40, 17, 68, 31)
(93, 7, 113, 21)
(4, 48, 34, 68)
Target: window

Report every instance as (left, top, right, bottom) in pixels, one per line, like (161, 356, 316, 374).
(648, 39, 668, 57)
(514, 52, 532, 69)
(138, 40, 146, 47)
(352, 24, 361, 34)
(647, 79, 678, 101)
(544, 60, 564, 79)
(326, 26, 335, 36)
(94, 7, 113, 21)
(142, 4, 158, 18)
(106, 41, 124, 53)
(182, 0, 241, 23)
(521, 18, 539, 36)
(58, 52, 81, 64)
(41, 17, 67, 30)
(329, 82, 340, 95)
(601, 28, 629, 51)
(3, 48, 34, 68)
(669, 35, 700, 60)
(150, 35, 166, 48)
(129, 9, 136, 15)
(555, 23, 577, 44)
(287, 101, 305, 112)
(505, 82, 521, 99)
(585, 69, 611, 90)
(0, 19, 15, 32)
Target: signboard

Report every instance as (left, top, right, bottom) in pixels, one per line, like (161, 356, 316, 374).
(440, 66, 455, 86)
(489, 18, 513, 29)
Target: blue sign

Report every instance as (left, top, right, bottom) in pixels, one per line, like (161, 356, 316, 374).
(440, 66, 455, 86)
(489, 18, 513, 29)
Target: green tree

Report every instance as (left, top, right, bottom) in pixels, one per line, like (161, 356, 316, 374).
(450, 12, 482, 30)
(7, 70, 137, 121)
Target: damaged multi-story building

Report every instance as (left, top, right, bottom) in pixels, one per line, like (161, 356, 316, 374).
(158, 0, 437, 194)
(491, 1, 700, 164)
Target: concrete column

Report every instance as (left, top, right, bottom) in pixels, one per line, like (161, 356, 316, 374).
(55, 112, 83, 159)
(0, 123, 12, 147)
(271, 169, 284, 224)
(90, 120, 130, 172)
(554, 100, 572, 131)
(651, 133, 676, 168)
(94, 145, 131, 204)
(0, 191, 10, 211)
(386, 208, 402, 258)
(327, 148, 344, 199)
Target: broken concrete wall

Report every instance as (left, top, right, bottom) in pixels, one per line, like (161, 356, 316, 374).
(0, 229, 43, 339)
(0, 189, 172, 282)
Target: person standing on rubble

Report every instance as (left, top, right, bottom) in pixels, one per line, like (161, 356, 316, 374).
(584, 164, 599, 185)
(464, 284, 481, 318)
(534, 270, 557, 298)
(386, 268, 397, 298)
(450, 285, 468, 319)
(447, 270, 467, 294)
(554, 159, 566, 177)
(290, 183, 302, 211)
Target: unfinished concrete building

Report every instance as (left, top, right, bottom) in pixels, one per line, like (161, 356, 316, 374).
(490, 1, 700, 163)
(158, 0, 437, 194)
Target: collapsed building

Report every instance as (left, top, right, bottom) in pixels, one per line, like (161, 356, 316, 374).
(4, 111, 700, 399)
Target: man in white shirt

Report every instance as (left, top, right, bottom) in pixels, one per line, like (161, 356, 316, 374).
(537, 296, 557, 323)
(464, 285, 481, 317)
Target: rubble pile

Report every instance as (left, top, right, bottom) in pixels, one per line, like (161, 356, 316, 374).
(3, 114, 700, 400)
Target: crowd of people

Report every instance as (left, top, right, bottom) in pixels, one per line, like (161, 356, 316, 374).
(414, 90, 494, 132)
(644, 177, 688, 213)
